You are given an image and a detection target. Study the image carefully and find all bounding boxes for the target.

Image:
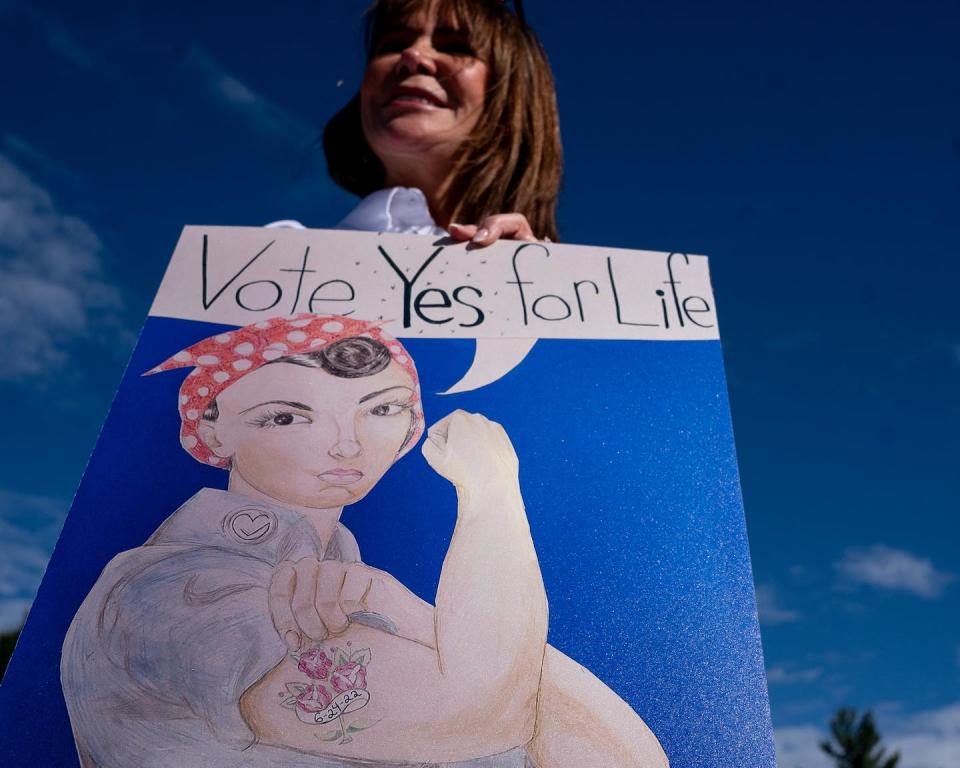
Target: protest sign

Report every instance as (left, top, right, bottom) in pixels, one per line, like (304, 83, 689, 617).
(0, 227, 774, 767)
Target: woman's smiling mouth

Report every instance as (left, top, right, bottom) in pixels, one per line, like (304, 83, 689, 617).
(386, 85, 447, 109)
(318, 469, 365, 485)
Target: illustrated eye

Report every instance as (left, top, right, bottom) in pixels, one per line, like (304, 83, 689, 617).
(369, 402, 408, 417)
(248, 411, 311, 428)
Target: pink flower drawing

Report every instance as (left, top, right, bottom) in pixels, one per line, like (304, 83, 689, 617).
(331, 662, 368, 693)
(298, 647, 333, 680)
(296, 684, 333, 714)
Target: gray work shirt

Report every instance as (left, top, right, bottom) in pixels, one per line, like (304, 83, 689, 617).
(61, 488, 530, 768)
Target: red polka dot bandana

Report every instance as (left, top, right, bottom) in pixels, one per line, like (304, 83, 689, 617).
(145, 314, 423, 468)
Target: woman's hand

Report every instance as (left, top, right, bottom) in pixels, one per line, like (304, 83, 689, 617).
(421, 410, 520, 508)
(448, 213, 537, 247)
(268, 558, 373, 650)
(268, 559, 438, 650)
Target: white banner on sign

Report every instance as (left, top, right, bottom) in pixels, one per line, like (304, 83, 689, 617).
(152, 227, 718, 340)
(150, 227, 719, 393)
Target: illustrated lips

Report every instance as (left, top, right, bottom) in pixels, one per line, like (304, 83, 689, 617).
(318, 469, 364, 485)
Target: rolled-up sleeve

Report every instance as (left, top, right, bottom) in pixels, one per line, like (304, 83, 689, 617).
(62, 543, 298, 766)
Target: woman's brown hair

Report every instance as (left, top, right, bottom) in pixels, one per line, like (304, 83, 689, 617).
(324, 0, 563, 241)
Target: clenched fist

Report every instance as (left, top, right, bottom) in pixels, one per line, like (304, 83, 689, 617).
(421, 410, 521, 505)
(268, 558, 374, 650)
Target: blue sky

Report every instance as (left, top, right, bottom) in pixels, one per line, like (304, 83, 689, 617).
(0, 0, 958, 765)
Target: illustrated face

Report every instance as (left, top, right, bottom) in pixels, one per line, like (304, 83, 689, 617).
(361, 5, 489, 172)
(202, 361, 417, 509)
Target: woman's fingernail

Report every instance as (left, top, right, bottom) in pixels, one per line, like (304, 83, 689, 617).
(472, 228, 489, 242)
(449, 222, 462, 229)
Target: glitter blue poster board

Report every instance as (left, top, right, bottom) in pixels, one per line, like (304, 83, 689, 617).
(0, 227, 774, 767)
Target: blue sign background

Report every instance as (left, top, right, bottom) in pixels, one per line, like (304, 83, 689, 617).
(0, 316, 774, 767)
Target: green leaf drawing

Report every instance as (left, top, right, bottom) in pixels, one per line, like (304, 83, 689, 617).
(349, 648, 372, 666)
(285, 682, 309, 696)
(347, 718, 381, 734)
(335, 649, 348, 666)
(318, 729, 343, 742)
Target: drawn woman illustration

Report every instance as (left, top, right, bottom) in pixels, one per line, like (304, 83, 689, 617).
(61, 313, 667, 768)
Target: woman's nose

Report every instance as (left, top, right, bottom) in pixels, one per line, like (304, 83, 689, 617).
(329, 438, 362, 460)
(397, 42, 438, 76)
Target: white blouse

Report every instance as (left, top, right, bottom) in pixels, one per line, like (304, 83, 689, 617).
(265, 187, 446, 236)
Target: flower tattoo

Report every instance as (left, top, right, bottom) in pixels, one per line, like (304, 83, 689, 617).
(331, 661, 367, 693)
(281, 644, 374, 744)
(296, 684, 333, 713)
(297, 647, 333, 680)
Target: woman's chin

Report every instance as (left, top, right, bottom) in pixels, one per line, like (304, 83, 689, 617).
(236, 470, 378, 511)
(286, 483, 373, 511)
(372, 120, 460, 157)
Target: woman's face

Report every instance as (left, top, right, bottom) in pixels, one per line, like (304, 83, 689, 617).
(361, 6, 489, 174)
(202, 361, 417, 509)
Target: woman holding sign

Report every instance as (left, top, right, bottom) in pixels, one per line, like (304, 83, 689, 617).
(303, 0, 560, 246)
(61, 1, 668, 766)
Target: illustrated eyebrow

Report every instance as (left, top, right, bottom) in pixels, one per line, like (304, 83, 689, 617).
(239, 400, 313, 414)
(359, 386, 414, 404)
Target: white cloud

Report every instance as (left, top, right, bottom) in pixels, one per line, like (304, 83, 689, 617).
(29, 5, 318, 152)
(778, 703, 960, 768)
(176, 48, 342, 213)
(890, 703, 960, 768)
(0, 152, 125, 381)
(756, 583, 801, 624)
(183, 46, 318, 146)
(4, 134, 80, 185)
(775, 725, 832, 768)
(0, 489, 68, 632)
(766, 663, 823, 685)
(836, 545, 955, 599)
(21, 10, 339, 215)
(21, 4, 119, 79)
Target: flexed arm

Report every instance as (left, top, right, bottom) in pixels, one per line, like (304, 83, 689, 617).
(531, 646, 670, 768)
(267, 410, 547, 667)
(257, 411, 668, 765)
(259, 411, 547, 759)
(421, 410, 548, 741)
